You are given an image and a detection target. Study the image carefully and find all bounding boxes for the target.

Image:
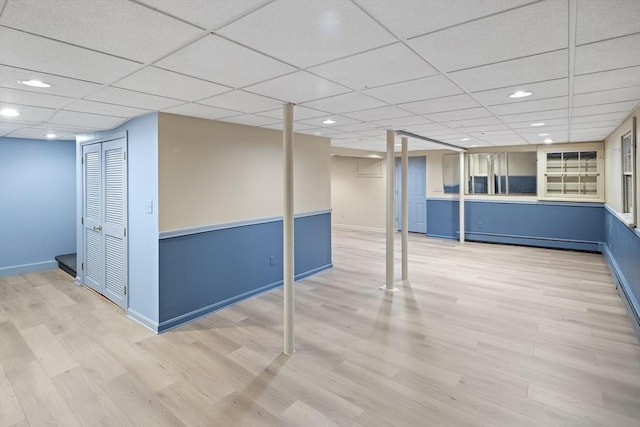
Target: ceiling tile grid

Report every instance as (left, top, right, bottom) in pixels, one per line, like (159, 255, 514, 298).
(0, 0, 638, 151)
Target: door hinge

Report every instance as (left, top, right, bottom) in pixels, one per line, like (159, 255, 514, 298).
(81, 217, 84, 225)
(81, 157, 84, 165)
(124, 151, 127, 160)
(124, 285, 127, 296)
(124, 228, 126, 237)
(81, 262, 84, 270)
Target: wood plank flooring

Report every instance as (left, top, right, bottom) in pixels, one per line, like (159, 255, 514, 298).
(1, 228, 639, 426)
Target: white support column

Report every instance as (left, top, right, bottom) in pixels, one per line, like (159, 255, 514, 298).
(459, 151, 465, 243)
(283, 103, 295, 355)
(401, 136, 409, 283)
(382, 129, 398, 292)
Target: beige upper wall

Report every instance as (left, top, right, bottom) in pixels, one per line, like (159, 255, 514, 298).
(330, 155, 387, 229)
(158, 113, 331, 232)
(604, 105, 640, 223)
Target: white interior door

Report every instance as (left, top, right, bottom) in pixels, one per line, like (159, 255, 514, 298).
(83, 143, 103, 293)
(82, 137, 128, 309)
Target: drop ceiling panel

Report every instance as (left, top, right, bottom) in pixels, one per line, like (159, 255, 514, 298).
(486, 137, 529, 146)
(218, 0, 395, 68)
(355, 0, 533, 40)
(364, 75, 463, 104)
(467, 129, 520, 138)
(331, 122, 379, 133)
(302, 92, 386, 114)
(199, 90, 283, 114)
(259, 106, 329, 121)
(369, 115, 431, 128)
(264, 123, 317, 132)
(440, 116, 503, 128)
(573, 87, 640, 107)
(63, 100, 150, 118)
(471, 78, 568, 105)
(508, 117, 568, 128)
(113, 67, 230, 102)
(0, 121, 34, 136)
(426, 107, 492, 123)
(156, 35, 295, 88)
(501, 109, 568, 123)
(570, 120, 623, 130)
(0, 88, 73, 109)
(86, 87, 183, 111)
(572, 100, 640, 117)
(48, 110, 127, 129)
(408, 1, 567, 72)
(456, 124, 510, 133)
(161, 103, 239, 120)
(0, 65, 103, 99)
(245, 71, 349, 104)
(0, 27, 141, 84)
(296, 115, 363, 128)
(0, 0, 203, 63)
(403, 123, 452, 133)
(449, 50, 568, 92)
(308, 43, 437, 90)
(571, 111, 629, 124)
(575, 34, 640, 75)
(6, 127, 76, 140)
(573, 67, 640, 94)
(135, 0, 267, 30)
(221, 114, 278, 127)
(344, 105, 414, 122)
(575, 0, 640, 45)
(399, 94, 480, 115)
(489, 96, 568, 115)
(0, 103, 56, 123)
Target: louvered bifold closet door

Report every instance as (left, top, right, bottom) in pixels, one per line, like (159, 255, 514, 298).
(83, 143, 103, 294)
(102, 138, 128, 309)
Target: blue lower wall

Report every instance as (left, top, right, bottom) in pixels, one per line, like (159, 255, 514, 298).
(0, 137, 76, 277)
(426, 198, 603, 251)
(603, 207, 640, 326)
(158, 212, 332, 332)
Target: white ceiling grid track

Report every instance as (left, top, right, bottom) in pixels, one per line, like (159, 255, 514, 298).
(0, 0, 638, 151)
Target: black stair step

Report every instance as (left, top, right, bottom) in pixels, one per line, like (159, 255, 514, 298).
(55, 253, 76, 277)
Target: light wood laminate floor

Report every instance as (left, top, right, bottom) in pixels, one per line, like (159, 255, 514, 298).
(1, 228, 639, 426)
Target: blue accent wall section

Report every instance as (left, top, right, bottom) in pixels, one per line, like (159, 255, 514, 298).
(1, 137, 76, 277)
(426, 198, 604, 251)
(158, 212, 332, 332)
(426, 198, 459, 239)
(603, 207, 640, 327)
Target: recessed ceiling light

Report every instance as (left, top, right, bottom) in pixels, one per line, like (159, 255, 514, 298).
(314, 131, 322, 136)
(471, 144, 479, 147)
(544, 138, 553, 144)
(530, 122, 545, 127)
(46, 133, 57, 139)
(0, 108, 20, 117)
(18, 79, 51, 88)
(322, 119, 336, 125)
(460, 138, 471, 141)
(509, 90, 532, 99)
(538, 133, 550, 136)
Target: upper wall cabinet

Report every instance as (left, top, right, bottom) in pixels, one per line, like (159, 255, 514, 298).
(538, 143, 604, 202)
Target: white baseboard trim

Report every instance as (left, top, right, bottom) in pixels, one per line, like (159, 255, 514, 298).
(0, 260, 58, 277)
(332, 223, 385, 233)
